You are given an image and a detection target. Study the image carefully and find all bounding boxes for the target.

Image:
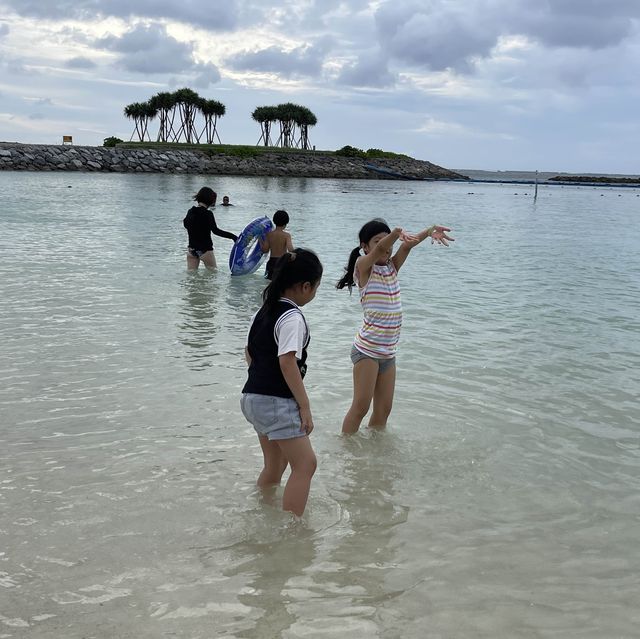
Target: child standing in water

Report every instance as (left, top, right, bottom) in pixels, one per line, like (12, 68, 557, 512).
(260, 209, 294, 279)
(183, 187, 237, 270)
(241, 249, 323, 516)
(336, 219, 454, 434)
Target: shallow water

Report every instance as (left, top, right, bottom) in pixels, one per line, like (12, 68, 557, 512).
(1, 172, 639, 637)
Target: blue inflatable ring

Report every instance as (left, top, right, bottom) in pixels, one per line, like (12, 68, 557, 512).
(229, 216, 274, 276)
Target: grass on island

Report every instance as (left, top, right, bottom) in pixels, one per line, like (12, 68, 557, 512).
(115, 141, 410, 160)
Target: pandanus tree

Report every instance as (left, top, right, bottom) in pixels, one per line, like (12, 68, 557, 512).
(274, 102, 299, 148)
(124, 101, 157, 142)
(198, 98, 226, 144)
(254, 103, 317, 149)
(296, 106, 317, 150)
(252, 105, 279, 146)
(171, 88, 200, 144)
(148, 91, 176, 143)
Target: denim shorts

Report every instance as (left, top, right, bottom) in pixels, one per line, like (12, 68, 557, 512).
(350, 345, 396, 374)
(240, 393, 306, 441)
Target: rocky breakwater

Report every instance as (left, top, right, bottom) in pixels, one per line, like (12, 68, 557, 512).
(0, 142, 467, 181)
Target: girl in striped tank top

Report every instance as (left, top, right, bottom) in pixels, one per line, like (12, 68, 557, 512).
(337, 219, 454, 434)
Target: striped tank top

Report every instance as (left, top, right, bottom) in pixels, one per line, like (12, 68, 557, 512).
(353, 261, 402, 359)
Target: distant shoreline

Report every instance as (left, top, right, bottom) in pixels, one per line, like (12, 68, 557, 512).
(457, 168, 640, 188)
(549, 175, 640, 185)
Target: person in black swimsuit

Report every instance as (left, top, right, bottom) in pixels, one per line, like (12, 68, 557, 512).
(183, 187, 238, 270)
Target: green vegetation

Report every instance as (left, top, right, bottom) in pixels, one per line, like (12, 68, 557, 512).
(335, 145, 408, 159)
(252, 103, 317, 149)
(115, 141, 405, 160)
(103, 136, 124, 147)
(122, 89, 317, 150)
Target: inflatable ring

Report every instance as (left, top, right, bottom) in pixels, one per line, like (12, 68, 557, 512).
(229, 216, 274, 276)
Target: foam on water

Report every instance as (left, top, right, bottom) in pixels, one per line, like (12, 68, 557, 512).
(1, 172, 639, 637)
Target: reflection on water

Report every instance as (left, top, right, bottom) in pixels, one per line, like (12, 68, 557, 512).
(177, 270, 221, 369)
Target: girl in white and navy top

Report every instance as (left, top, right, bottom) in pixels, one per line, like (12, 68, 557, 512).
(337, 218, 454, 434)
(241, 249, 323, 517)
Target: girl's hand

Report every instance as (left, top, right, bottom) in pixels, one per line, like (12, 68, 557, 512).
(399, 230, 419, 243)
(431, 226, 454, 246)
(299, 406, 314, 435)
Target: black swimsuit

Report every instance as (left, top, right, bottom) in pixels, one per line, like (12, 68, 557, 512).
(183, 205, 237, 254)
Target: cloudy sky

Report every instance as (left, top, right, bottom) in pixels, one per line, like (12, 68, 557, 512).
(0, 0, 638, 173)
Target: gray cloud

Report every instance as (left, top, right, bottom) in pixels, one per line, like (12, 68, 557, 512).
(96, 23, 196, 74)
(226, 43, 327, 77)
(375, 2, 497, 72)
(0, 0, 238, 30)
(373, 0, 640, 74)
(337, 53, 397, 88)
(192, 63, 222, 88)
(0, 23, 10, 37)
(65, 56, 97, 69)
(511, 1, 640, 49)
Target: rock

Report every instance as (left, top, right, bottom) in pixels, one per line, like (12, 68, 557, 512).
(0, 142, 468, 180)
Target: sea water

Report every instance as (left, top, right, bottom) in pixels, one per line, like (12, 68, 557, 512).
(1, 171, 639, 638)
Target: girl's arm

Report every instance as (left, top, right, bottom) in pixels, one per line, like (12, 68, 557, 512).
(356, 227, 403, 287)
(209, 212, 238, 242)
(392, 225, 454, 271)
(279, 353, 313, 434)
(244, 346, 251, 366)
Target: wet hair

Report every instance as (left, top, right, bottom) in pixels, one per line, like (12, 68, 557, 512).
(336, 218, 391, 290)
(273, 209, 289, 227)
(263, 248, 323, 312)
(193, 187, 216, 207)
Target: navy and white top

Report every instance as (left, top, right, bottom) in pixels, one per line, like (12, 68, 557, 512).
(242, 297, 310, 398)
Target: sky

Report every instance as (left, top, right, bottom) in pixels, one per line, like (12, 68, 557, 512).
(0, 0, 638, 174)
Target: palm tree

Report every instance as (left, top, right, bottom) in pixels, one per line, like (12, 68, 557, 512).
(252, 105, 278, 146)
(171, 88, 201, 143)
(140, 101, 158, 142)
(274, 102, 299, 148)
(148, 92, 176, 142)
(295, 106, 317, 150)
(198, 98, 226, 144)
(124, 102, 148, 142)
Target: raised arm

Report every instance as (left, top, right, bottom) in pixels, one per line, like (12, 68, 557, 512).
(392, 225, 454, 271)
(356, 227, 403, 286)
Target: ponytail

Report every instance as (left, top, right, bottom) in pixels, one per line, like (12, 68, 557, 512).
(262, 248, 323, 312)
(336, 218, 391, 292)
(335, 246, 361, 291)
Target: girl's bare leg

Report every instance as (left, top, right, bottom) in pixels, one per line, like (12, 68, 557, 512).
(276, 436, 317, 516)
(341, 358, 379, 434)
(200, 250, 217, 269)
(257, 435, 288, 487)
(368, 362, 396, 429)
(186, 253, 200, 270)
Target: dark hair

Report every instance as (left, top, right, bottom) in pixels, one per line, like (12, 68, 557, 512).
(336, 218, 391, 290)
(193, 187, 216, 207)
(273, 209, 289, 227)
(263, 248, 323, 311)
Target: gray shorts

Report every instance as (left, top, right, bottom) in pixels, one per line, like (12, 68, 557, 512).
(240, 393, 306, 441)
(350, 345, 396, 374)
